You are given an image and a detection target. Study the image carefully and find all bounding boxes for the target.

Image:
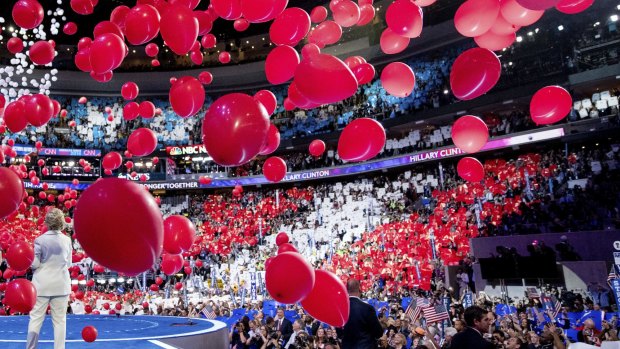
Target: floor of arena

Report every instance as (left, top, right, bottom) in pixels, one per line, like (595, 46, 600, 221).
(0, 315, 226, 349)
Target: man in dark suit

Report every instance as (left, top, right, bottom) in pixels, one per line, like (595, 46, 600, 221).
(274, 307, 293, 342)
(451, 306, 495, 349)
(338, 279, 383, 349)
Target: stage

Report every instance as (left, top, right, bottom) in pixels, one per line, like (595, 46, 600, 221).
(0, 315, 229, 349)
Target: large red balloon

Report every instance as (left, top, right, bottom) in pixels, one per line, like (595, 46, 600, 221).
(454, 0, 500, 38)
(529, 86, 572, 125)
(73, 178, 164, 275)
(386, 0, 423, 38)
(195, 11, 214, 35)
(308, 20, 342, 47)
(93, 21, 124, 39)
(24, 94, 54, 127)
(160, 253, 183, 275)
(474, 31, 516, 51)
(125, 5, 161, 45)
(259, 124, 281, 155)
(337, 118, 386, 162)
(169, 76, 205, 118)
(332, 0, 360, 28)
(269, 8, 311, 46)
(202, 93, 270, 166)
(241, 0, 288, 23)
(275, 232, 289, 246)
(500, 0, 544, 27)
(555, 0, 593, 14)
(139, 101, 156, 118)
(29, 41, 55, 66)
(263, 156, 287, 183)
(161, 4, 199, 55)
(266, 252, 315, 304)
(0, 167, 24, 219)
(265, 45, 300, 85)
(123, 102, 140, 121)
(380, 28, 410, 54)
(163, 215, 196, 254)
(254, 90, 277, 115)
(516, 0, 559, 10)
(121, 82, 139, 100)
(301, 270, 350, 327)
(70, 0, 96, 15)
(294, 53, 358, 105)
(457, 157, 484, 182)
(4, 279, 37, 313)
(357, 4, 375, 26)
(12, 0, 44, 30)
(211, 0, 242, 20)
(451, 115, 488, 153)
(89, 33, 126, 74)
(102, 152, 123, 170)
(74, 48, 92, 72)
(127, 128, 158, 157)
(6, 241, 34, 272)
(4, 100, 28, 133)
(309, 140, 326, 157)
(450, 48, 501, 100)
(82, 326, 98, 343)
(310, 6, 328, 23)
(353, 63, 375, 85)
(7, 38, 25, 54)
(381, 62, 416, 97)
(110, 5, 130, 31)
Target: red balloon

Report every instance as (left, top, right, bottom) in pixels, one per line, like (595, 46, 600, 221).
(145, 43, 159, 58)
(90, 70, 114, 83)
(301, 270, 349, 327)
(121, 82, 139, 100)
(555, 0, 593, 14)
(500, 0, 544, 27)
(199, 71, 213, 85)
(294, 53, 358, 105)
(283, 98, 295, 111)
(254, 90, 277, 115)
(457, 157, 484, 182)
(357, 4, 375, 26)
(269, 8, 311, 46)
(450, 48, 501, 100)
(12, 0, 44, 30)
(125, 4, 161, 45)
(380, 28, 410, 54)
(233, 18, 250, 31)
(101, 151, 123, 171)
(241, 0, 288, 23)
(155, 276, 163, 285)
(127, 128, 158, 157)
(259, 124, 281, 155)
(161, 4, 199, 55)
(381, 62, 415, 97)
(7, 38, 24, 54)
(211, 0, 242, 20)
(163, 215, 196, 254)
(110, 5, 130, 31)
(71, 0, 96, 15)
(194, 11, 214, 36)
(275, 232, 289, 246)
(77, 37, 92, 50)
(202, 93, 270, 166)
(310, 6, 328, 23)
(337, 118, 385, 162)
(24, 94, 54, 127)
(123, 102, 140, 121)
(516, 0, 559, 10)
(529, 86, 572, 125)
(6, 241, 34, 272)
(309, 139, 326, 157)
(89, 33, 125, 74)
(301, 43, 321, 59)
(308, 20, 342, 47)
(29, 41, 55, 66)
(265, 252, 315, 304)
(265, 45, 300, 85)
(0, 167, 24, 219)
(344, 55, 367, 70)
(263, 156, 287, 183)
(93, 21, 124, 39)
(201, 34, 217, 49)
(74, 48, 92, 72)
(218, 51, 231, 64)
(277, 243, 298, 254)
(454, 0, 500, 38)
(139, 101, 156, 118)
(175, 282, 183, 290)
(474, 31, 516, 51)
(490, 14, 521, 35)
(386, 0, 423, 38)
(161, 253, 183, 275)
(73, 178, 163, 275)
(451, 115, 488, 153)
(149, 284, 159, 292)
(82, 326, 98, 342)
(353, 63, 375, 85)
(332, 0, 360, 28)
(169, 76, 205, 118)
(4, 279, 37, 313)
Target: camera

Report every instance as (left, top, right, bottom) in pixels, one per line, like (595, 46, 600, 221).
(269, 332, 279, 340)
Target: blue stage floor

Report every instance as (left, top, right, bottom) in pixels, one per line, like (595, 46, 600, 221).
(0, 315, 221, 348)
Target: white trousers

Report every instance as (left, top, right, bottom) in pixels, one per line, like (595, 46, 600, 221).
(26, 295, 69, 349)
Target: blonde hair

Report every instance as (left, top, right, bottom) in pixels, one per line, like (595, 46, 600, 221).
(45, 208, 65, 231)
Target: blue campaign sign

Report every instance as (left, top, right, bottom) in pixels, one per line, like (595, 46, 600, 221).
(401, 297, 412, 309)
(611, 279, 620, 319)
(495, 304, 517, 317)
(463, 293, 474, 309)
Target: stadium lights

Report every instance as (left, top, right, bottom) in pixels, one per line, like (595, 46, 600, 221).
(117, 277, 125, 283)
(71, 280, 78, 285)
(527, 31, 533, 36)
(443, 89, 449, 94)
(516, 36, 523, 42)
(611, 15, 618, 22)
(146, 162, 153, 167)
(109, 278, 116, 284)
(593, 22, 600, 27)
(8, 26, 14, 32)
(97, 279, 106, 284)
(79, 280, 86, 285)
(558, 25, 564, 31)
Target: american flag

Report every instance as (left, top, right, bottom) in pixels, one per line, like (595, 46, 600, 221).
(405, 297, 428, 322)
(551, 296, 562, 319)
(200, 305, 217, 320)
(526, 287, 541, 299)
(607, 265, 617, 286)
(422, 304, 450, 324)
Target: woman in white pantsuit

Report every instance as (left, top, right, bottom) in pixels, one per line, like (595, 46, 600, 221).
(27, 208, 73, 349)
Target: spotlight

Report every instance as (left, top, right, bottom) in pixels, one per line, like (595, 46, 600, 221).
(557, 25, 564, 31)
(611, 15, 618, 22)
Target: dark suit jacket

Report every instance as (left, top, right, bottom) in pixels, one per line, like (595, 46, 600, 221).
(338, 297, 383, 349)
(450, 327, 495, 349)
(276, 317, 293, 342)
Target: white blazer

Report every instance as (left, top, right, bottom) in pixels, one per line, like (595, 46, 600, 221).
(31, 230, 73, 297)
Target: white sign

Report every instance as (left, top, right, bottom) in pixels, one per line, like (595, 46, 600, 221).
(614, 241, 620, 251)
